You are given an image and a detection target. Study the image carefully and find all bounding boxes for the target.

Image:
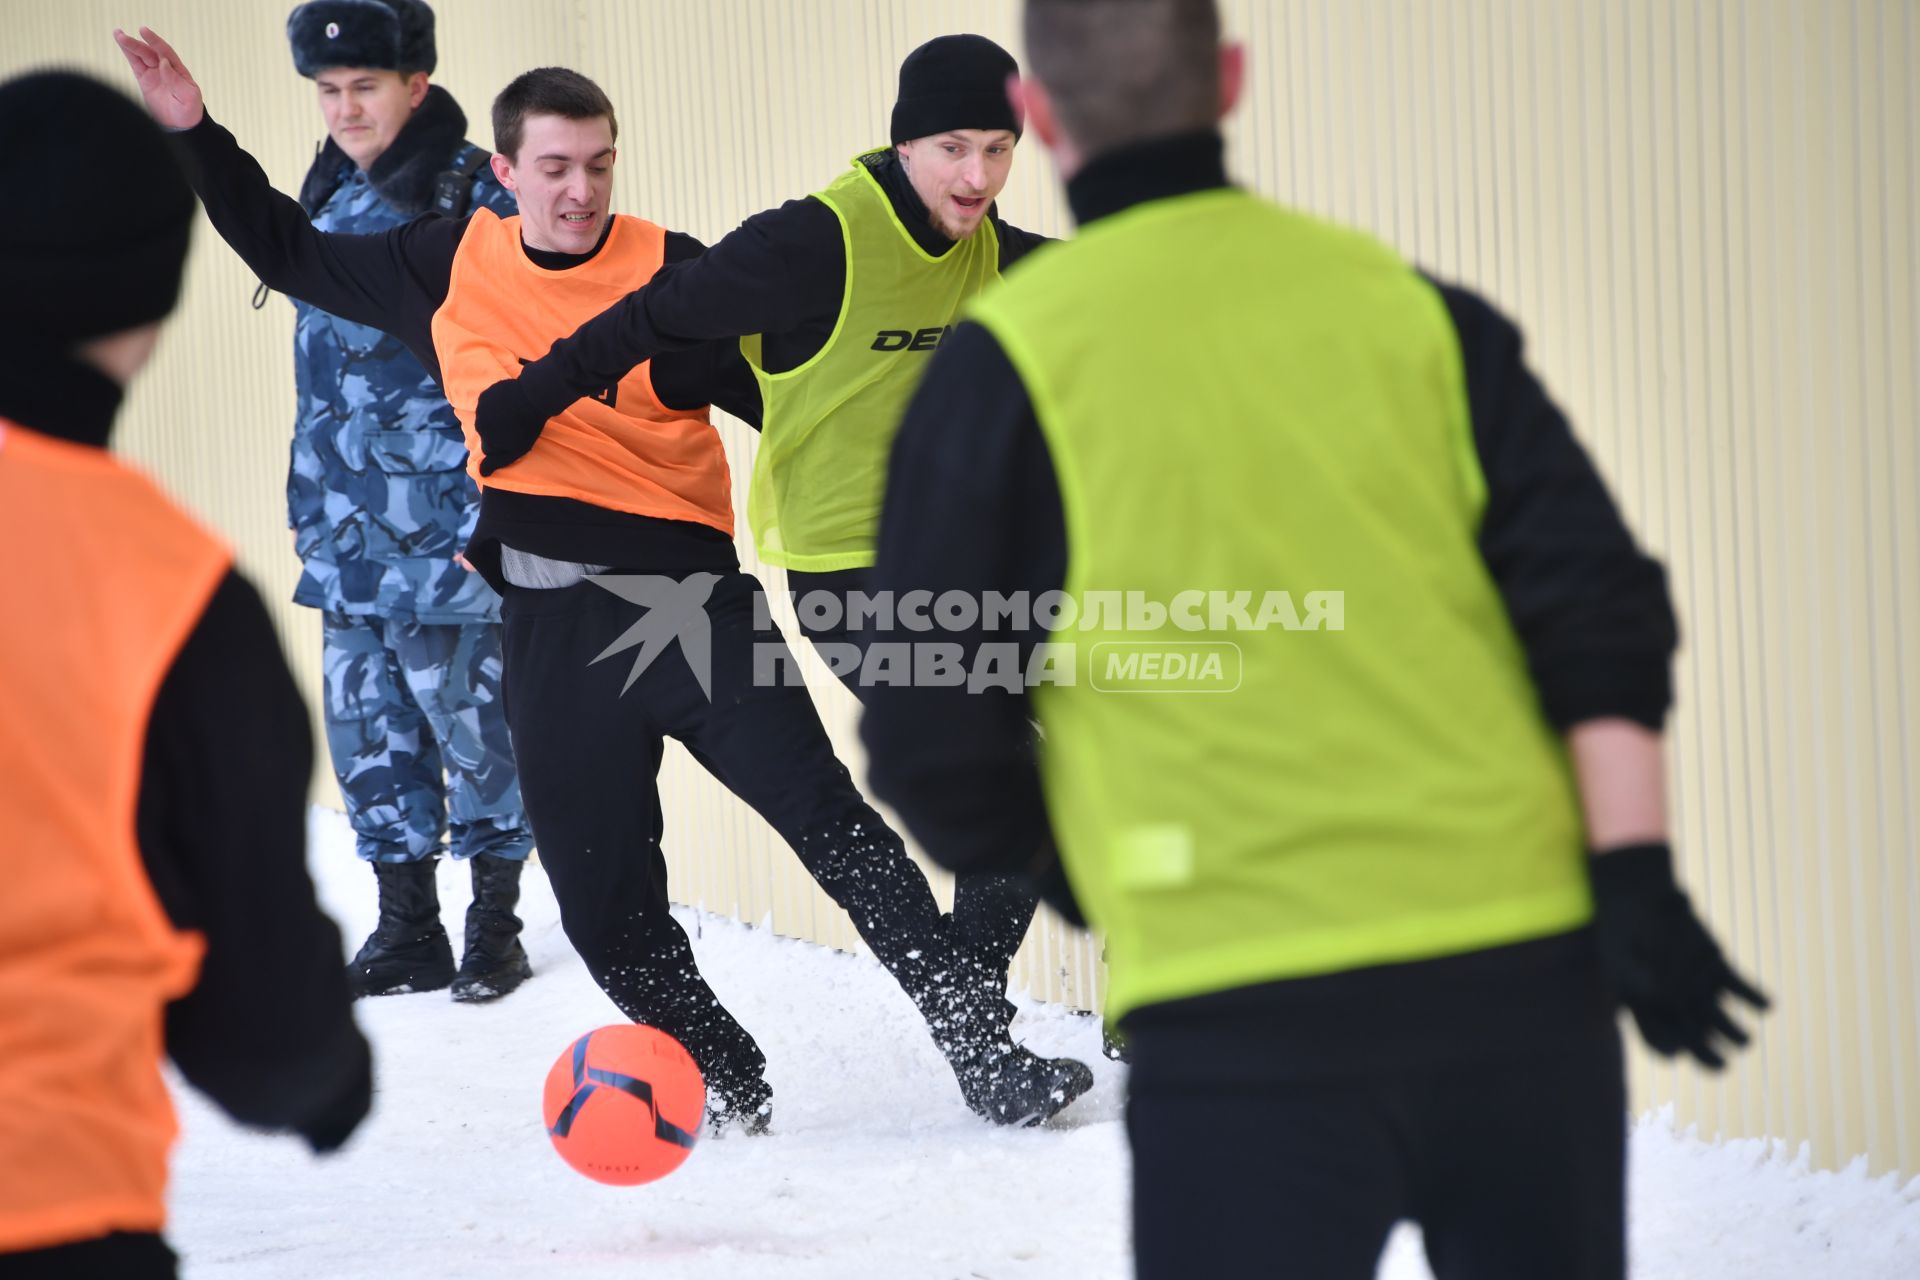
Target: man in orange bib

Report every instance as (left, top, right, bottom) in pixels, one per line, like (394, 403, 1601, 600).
(116, 25, 1074, 1130)
(0, 70, 371, 1278)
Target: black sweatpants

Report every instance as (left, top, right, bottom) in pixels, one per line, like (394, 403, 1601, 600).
(0, 1232, 177, 1278)
(1125, 945, 1627, 1280)
(500, 570, 956, 1101)
(786, 567, 1038, 978)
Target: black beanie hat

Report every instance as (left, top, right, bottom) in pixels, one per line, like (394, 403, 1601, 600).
(289, 0, 437, 78)
(890, 34, 1022, 145)
(0, 71, 196, 348)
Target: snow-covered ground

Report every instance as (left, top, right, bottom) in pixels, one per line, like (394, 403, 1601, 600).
(165, 809, 1920, 1278)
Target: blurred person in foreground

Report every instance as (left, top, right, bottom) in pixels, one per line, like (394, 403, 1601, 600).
(862, 1, 1768, 1275)
(0, 70, 370, 1280)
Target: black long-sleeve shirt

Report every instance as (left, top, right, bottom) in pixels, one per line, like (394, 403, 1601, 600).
(505, 148, 1049, 419)
(1, 353, 370, 1143)
(176, 112, 761, 586)
(861, 129, 1679, 905)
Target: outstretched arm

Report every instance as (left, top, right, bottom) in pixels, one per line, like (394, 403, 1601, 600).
(473, 197, 833, 473)
(114, 27, 453, 355)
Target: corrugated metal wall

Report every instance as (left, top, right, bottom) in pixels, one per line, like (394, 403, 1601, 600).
(5, 0, 1913, 1178)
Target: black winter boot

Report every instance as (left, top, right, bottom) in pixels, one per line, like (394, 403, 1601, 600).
(950, 1043, 1095, 1127)
(451, 854, 533, 1003)
(347, 859, 454, 998)
(705, 1073, 774, 1137)
(916, 925, 1094, 1126)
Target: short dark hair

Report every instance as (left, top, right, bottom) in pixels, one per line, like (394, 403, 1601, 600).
(491, 67, 618, 161)
(1024, 0, 1221, 158)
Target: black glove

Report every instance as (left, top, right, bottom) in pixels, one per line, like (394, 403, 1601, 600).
(298, 1035, 373, 1155)
(473, 375, 545, 477)
(1589, 841, 1769, 1069)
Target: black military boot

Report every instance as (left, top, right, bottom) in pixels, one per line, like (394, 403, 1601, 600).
(347, 859, 454, 998)
(450, 854, 533, 1003)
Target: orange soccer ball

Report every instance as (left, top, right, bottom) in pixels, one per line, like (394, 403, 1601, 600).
(541, 1024, 704, 1185)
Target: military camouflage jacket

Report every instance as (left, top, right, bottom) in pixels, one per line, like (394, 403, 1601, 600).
(289, 85, 517, 623)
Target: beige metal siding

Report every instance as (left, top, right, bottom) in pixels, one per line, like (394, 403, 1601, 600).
(5, 0, 1913, 1177)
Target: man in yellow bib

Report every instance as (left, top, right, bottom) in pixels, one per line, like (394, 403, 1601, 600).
(475, 33, 1091, 1113)
(864, 1, 1769, 1276)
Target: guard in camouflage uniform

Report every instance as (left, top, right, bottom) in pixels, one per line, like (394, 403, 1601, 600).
(285, 0, 532, 1002)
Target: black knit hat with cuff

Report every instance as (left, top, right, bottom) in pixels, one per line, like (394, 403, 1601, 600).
(889, 34, 1023, 145)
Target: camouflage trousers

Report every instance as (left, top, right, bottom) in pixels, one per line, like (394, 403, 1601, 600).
(321, 610, 532, 864)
